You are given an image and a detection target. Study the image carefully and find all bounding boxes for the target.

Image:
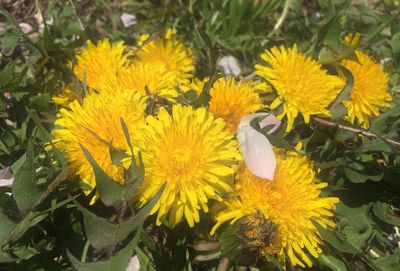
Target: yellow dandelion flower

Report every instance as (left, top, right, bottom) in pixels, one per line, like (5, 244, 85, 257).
(134, 104, 241, 227)
(209, 77, 265, 133)
(74, 39, 131, 90)
(52, 84, 83, 107)
(341, 50, 391, 128)
(212, 150, 339, 268)
(135, 29, 195, 84)
(116, 62, 178, 101)
(255, 45, 344, 131)
(52, 89, 146, 200)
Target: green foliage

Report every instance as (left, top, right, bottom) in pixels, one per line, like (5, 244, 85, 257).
(0, 0, 400, 270)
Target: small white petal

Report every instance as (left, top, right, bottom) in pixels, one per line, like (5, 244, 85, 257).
(0, 167, 13, 188)
(121, 13, 137, 28)
(217, 55, 241, 77)
(259, 114, 281, 134)
(237, 125, 276, 180)
(238, 113, 281, 134)
(19, 23, 33, 34)
(0, 178, 13, 187)
(126, 255, 140, 271)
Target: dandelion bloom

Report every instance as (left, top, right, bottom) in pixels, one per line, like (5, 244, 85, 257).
(255, 45, 344, 131)
(52, 89, 146, 201)
(134, 105, 241, 227)
(74, 39, 131, 90)
(209, 77, 265, 133)
(135, 29, 194, 84)
(341, 51, 391, 128)
(116, 62, 178, 101)
(212, 150, 339, 268)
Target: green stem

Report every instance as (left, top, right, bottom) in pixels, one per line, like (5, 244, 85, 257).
(81, 240, 90, 262)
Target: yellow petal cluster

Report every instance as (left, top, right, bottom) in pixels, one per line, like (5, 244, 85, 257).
(134, 104, 241, 227)
(135, 29, 195, 85)
(74, 39, 131, 90)
(341, 50, 391, 128)
(255, 45, 344, 131)
(52, 89, 146, 200)
(117, 62, 178, 101)
(212, 150, 339, 268)
(209, 77, 265, 133)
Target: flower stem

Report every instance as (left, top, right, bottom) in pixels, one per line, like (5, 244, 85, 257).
(312, 117, 400, 147)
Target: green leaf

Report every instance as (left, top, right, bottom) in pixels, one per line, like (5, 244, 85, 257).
(324, 20, 341, 51)
(316, 225, 358, 254)
(1, 33, 20, 56)
(335, 203, 373, 250)
(80, 145, 125, 208)
(0, 250, 15, 263)
(369, 106, 400, 134)
(76, 183, 164, 250)
(319, 254, 348, 271)
(372, 201, 400, 227)
(314, 0, 351, 53)
(373, 248, 400, 271)
(343, 167, 383, 183)
(109, 145, 129, 167)
(66, 21, 83, 35)
(12, 141, 42, 213)
(67, 229, 141, 271)
(0, 62, 17, 88)
(128, 183, 165, 230)
(364, 10, 400, 44)
(0, 210, 17, 244)
(125, 152, 145, 197)
(135, 246, 157, 271)
(77, 204, 136, 250)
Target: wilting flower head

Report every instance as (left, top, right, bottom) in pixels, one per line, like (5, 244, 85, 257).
(209, 77, 266, 133)
(135, 29, 195, 85)
(116, 62, 178, 101)
(134, 104, 241, 227)
(74, 39, 131, 90)
(341, 50, 391, 128)
(212, 150, 339, 268)
(52, 89, 146, 201)
(255, 45, 344, 131)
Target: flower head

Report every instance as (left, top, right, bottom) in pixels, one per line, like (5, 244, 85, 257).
(255, 45, 344, 131)
(116, 62, 178, 101)
(135, 29, 195, 84)
(209, 77, 265, 133)
(341, 50, 391, 128)
(134, 104, 241, 227)
(52, 89, 146, 201)
(212, 150, 339, 268)
(74, 39, 131, 90)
